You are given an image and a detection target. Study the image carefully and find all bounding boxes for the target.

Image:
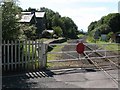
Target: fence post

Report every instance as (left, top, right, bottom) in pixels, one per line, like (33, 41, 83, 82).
(41, 42, 47, 68)
(38, 40, 41, 69)
(7, 40, 10, 71)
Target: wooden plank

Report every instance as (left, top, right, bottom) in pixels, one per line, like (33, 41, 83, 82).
(18, 40, 21, 68)
(11, 41, 13, 70)
(40, 42, 44, 68)
(35, 40, 37, 69)
(32, 40, 34, 69)
(7, 40, 10, 71)
(38, 40, 41, 69)
(21, 41, 24, 69)
(14, 40, 17, 69)
(25, 40, 27, 69)
(3, 40, 6, 71)
(28, 40, 30, 69)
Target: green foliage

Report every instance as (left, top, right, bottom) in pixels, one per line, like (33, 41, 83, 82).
(96, 24, 111, 34)
(88, 21, 97, 32)
(52, 26, 63, 37)
(40, 7, 79, 39)
(77, 34, 84, 38)
(23, 7, 79, 39)
(88, 13, 120, 34)
(107, 32, 114, 40)
(2, 1, 21, 40)
(19, 24, 37, 40)
(87, 30, 96, 43)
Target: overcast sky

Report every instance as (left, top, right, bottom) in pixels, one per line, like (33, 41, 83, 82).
(19, 0, 119, 32)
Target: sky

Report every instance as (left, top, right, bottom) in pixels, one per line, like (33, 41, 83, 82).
(19, 0, 119, 32)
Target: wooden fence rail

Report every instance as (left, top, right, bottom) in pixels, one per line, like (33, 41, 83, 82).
(2, 40, 47, 72)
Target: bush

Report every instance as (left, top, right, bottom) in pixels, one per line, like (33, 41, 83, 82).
(52, 26, 63, 37)
(19, 24, 37, 40)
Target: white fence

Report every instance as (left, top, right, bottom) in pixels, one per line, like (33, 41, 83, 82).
(2, 40, 47, 72)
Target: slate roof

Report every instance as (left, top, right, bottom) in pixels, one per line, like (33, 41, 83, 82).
(18, 12, 45, 23)
(35, 12, 45, 18)
(18, 14, 34, 23)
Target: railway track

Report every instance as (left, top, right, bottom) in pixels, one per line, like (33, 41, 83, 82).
(83, 45, 119, 85)
(84, 44, 119, 69)
(47, 40, 119, 71)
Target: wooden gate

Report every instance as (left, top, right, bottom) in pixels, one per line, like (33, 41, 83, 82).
(47, 43, 119, 69)
(2, 40, 47, 72)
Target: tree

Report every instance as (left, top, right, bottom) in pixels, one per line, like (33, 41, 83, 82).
(88, 21, 97, 32)
(52, 26, 63, 37)
(107, 13, 120, 33)
(40, 7, 79, 39)
(2, 1, 21, 40)
(96, 24, 111, 34)
(88, 13, 120, 34)
(19, 24, 37, 40)
(61, 17, 78, 38)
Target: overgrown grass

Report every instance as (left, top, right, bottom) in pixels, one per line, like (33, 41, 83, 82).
(97, 41, 119, 51)
(47, 42, 67, 60)
(105, 44, 119, 51)
(86, 36, 96, 43)
(47, 42, 67, 67)
(86, 35, 120, 52)
(47, 45, 64, 60)
(77, 34, 84, 38)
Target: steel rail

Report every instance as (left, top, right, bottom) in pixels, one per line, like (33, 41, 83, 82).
(86, 45, 120, 69)
(83, 51, 119, 85)
(84, 45, 119, 85)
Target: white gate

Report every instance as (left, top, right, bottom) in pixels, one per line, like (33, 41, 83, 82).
(47, 43, 119, 69)
(2, 40, 47, 72)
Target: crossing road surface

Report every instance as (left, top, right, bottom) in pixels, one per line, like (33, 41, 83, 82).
(2, 68, 119, 88)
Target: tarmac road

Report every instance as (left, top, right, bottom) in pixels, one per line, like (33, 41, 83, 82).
(2, 68, 119, 89)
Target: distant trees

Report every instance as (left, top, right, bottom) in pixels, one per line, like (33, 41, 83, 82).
(88, 21, 97, 32)
(88, 13, 120, 34)
(87, 13, 120, 42)
(88, 13, 120, 42)
(96, 24, 111, 34)
(40, 7, 79, 39)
